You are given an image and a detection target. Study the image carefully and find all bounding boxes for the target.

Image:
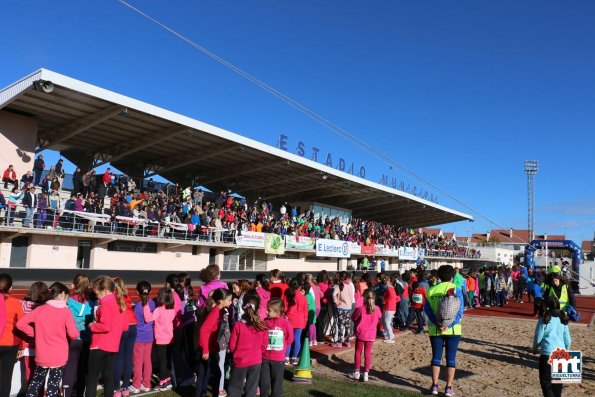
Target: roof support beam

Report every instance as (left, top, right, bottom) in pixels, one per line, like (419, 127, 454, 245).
(342, 192, 388, 205)
(264, 180, 347, 201)
(199, 161, 288, 186)
(93, 125, 190, 167)
(241, 171, 319, 193)
(36, 105, 124, 153)
(145, 145, 240, 177)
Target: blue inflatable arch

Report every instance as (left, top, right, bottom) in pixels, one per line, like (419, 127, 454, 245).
(524, 240, 583, 275)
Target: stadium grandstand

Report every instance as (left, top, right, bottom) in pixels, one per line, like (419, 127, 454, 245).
(0, 69, 484, 272)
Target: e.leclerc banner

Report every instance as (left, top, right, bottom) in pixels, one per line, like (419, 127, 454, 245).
(316, 239, 350, 258)
(398, 246, 418, 260)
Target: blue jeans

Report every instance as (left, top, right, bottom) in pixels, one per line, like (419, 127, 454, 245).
(286, 328, 303, 359)
(398, 298, 410, 325)
(114, 325, 137, 390)
(430, 335, 461, 368)
(23, 207, 34, 227)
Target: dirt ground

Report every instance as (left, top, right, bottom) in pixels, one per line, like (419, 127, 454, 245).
(314, 315, 594, 396)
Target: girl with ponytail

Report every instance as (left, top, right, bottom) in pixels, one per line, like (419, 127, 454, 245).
(348, 289, 381, 382)
(284, 278, 308, 366)
(17, 282, 79, 397)
(131, 281, 154, 393)
(112, 277, 136, 397)
(228, 295, 268, 397)
(86, 276, 126, 397)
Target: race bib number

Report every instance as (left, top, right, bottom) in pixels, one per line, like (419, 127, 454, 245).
(412, 294, 423, 304)
(268, 329, 284, 351)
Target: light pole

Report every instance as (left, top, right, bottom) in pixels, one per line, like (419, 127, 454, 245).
(524, 160, 539, 242)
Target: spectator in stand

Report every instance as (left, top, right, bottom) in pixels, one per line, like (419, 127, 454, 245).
(55, 159, 65, 179)
(33, 154, 45, 186)
(88, 171, 97, 196)
(0, 191, 6, 224)
(5, 187, 23, 226)
(22, 186, 37, 228)
(147, 178, 155, 193)
(36, 193, 48, 229)
(50, 176, 61, 192)
(2, 165, 17, 189)
(72, 168, 83, 195)
(46, 165, 57, 184)
(103, 169, 112, 186)
(21, 170, 33, 189)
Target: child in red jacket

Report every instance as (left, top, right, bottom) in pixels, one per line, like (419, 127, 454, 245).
(228, 295, 268, 397)
(17, 282, 79, 397)
(260, 298, 293, 397)
(86, 276, 126, 397)
(284, 278, 308, 365)
(197, 288, 232, 397)
(407, 281, 427, 334)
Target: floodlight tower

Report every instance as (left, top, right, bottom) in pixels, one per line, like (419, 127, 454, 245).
(524, 160, 539, 242)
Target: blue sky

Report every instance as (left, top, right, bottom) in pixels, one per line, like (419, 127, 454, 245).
(1, 1, 594, 244)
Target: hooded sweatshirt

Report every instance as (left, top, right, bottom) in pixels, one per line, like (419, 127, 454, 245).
(351, 305, 382, 342)
(228, 321, 268, 368)
(263, 317, 294, 362)
(90, 293, 124, 352)
(17, 300, 79, 367)
(134, 300, 156, 343)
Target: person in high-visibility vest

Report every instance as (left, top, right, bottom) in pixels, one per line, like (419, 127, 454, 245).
(423, 265, 464, 397)
(541, 266, 575, 313)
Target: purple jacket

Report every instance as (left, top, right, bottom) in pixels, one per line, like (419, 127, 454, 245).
(134, 300, 156, 343)
(198, 280, 228, 307)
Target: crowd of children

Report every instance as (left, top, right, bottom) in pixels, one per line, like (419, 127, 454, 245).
(0, 262, 576, 397)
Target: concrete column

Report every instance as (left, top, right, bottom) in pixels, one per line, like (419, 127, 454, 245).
(215, 249, 225, 269)
(0, 110, 38, 174)
(338, 258, 348, 271)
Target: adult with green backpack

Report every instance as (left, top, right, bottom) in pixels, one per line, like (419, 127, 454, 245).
(423, 265, 464, 397)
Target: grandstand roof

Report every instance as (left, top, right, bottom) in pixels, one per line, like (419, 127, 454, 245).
(0, 69, 473, 228)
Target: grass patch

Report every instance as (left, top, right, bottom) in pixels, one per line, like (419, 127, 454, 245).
(128, 370, 419, 397)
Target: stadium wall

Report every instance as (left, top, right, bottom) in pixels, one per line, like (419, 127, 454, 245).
(0, 110, 37, 174)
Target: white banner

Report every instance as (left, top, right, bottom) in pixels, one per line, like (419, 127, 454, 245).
(349, 242, 362, 254)
(316, 239, 350, 258)
(376, 245, 399, 256)
(398, 246, 418, 260)
(236, 231, 265, 248)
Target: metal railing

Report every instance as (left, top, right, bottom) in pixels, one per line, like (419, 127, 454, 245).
(0, 207, 235, 244)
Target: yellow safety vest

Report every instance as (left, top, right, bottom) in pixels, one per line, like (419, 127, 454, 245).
(426, 282, 462, 336)
(543, 284, 569, 310)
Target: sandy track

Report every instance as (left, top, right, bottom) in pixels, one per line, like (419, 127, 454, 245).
(315, 315, 594, 396)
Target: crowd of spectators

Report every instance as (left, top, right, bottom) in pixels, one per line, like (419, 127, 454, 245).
(1, 157, 475, 257)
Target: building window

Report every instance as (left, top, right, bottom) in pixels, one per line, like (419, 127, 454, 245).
(276, 252, 299, 260)
(107, 240, 157, 253)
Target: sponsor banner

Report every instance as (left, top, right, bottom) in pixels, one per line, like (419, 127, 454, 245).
(376, 245, 399, 256)
(285, 235, 315, 250)
(550, 349, 582, 384)
(398, 246, 418, 260)
(316, 239, 350, 258)
(265, 234, 285, 255)
(361, 244, 376, 255)
(349, 242, 362, 255)
(235, 231, 265, 248)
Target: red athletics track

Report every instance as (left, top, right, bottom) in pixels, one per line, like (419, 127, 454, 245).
(465, 295, 595, 326)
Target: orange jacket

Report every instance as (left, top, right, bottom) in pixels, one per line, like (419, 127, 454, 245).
(0, 296, 24, 347)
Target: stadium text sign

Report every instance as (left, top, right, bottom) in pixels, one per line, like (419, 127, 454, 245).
(316, 239, 350, 258)
(277, 134, 437, 203)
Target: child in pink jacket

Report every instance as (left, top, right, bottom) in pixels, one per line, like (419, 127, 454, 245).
(17, 282, 79, 397)
(228, 295, 268, 397)
(143, 287, 176, 391)
(348, 289, 381, 382)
